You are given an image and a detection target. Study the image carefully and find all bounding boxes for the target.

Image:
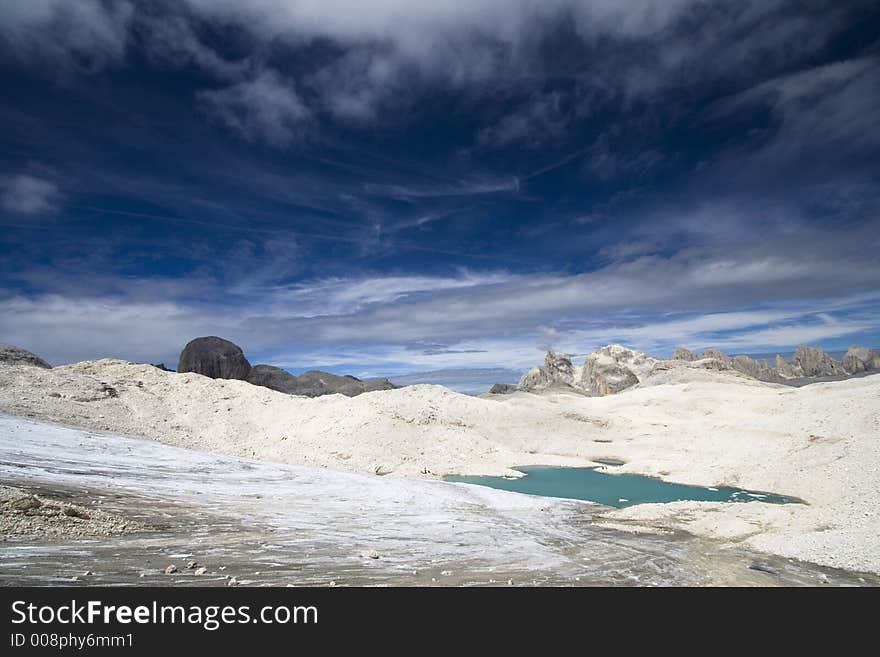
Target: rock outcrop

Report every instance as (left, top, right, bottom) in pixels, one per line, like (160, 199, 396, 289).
(518, 345, 650, 396)
(177, 337, 252, 380)
(289, 370, 394, 397)
(0, 344, 51, 369)
(176, 337, 395, 397)
(730, 354, 778, 382)
(775, 354, 796, 379)
(518, 352, 577, 391)
(693, 345, 845, 382)
(671, 348, 696, 361)
(489, 383, 518, 395)
(246, 364, 300, 393)
(842, 346, 880, 375)
(580, 348, 640, 396)
(247, 364, 396, 397)
(513, 342, 872, 397)
(788, 345, 847, 378)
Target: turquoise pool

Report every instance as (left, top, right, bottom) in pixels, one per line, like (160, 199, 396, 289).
(446, 465, 802, 508)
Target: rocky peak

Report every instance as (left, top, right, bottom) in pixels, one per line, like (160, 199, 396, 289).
(842, 346, 880, 374)
(671, 348, 696, 361)
(518, 351, 576, 391)
(790, 345, 846, 378)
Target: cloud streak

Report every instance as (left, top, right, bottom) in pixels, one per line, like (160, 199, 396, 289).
(0, 174, 60, 214)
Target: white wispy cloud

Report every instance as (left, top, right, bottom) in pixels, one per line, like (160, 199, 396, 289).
(4, 244, 878, 368)
(198, 70, 311, 145)
(0, 174, 61, 214)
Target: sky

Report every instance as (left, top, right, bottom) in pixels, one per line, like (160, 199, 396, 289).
(1, 0, 879, 379)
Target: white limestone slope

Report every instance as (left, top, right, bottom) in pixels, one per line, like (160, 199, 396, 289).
(0, 358, 878, 573)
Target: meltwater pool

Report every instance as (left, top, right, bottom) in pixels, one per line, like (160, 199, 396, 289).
(446, 465, 802, 508)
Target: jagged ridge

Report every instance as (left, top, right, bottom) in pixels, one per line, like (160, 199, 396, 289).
(512, 344, 878, 396)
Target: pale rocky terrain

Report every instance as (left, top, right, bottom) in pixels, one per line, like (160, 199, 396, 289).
(0, 484, 144, 539)
(0, 353, 878, 575)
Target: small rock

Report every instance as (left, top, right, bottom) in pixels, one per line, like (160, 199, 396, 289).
(360, 549, 380, 559)
(227, 577, 238, 587)
(83, 571, 93, 576)
(507, 579, 513, 586)
(10, 496, 41, 511)
(48, 392, 61, 398)
(441, 570, 452, 576)
(748, 563, 780, 576)
(194, 567, 207, 576)
(329, 581, 336, 587)
(164, 565, 178, 575)
(186, 560, 198, 569)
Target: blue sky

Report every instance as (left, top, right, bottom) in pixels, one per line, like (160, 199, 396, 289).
(1, 0, 879, 377)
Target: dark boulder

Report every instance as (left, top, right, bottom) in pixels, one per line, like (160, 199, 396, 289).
(489, 383, 518, 394)
(0, 343, 51, 368)
(177, 336, 251, 380)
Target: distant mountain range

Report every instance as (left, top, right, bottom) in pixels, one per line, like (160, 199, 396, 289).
(389, 368, 524, 395)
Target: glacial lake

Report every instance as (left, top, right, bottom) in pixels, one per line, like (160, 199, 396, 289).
(446, 465, 802, 508)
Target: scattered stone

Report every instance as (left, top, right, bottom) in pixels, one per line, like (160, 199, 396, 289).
(360, 549, 380, 559)
(10, 496, 41, 511)
(748, 562, 780, 576)
(83, 570, 93, 576)
(329, 580, 336, 587)
(186, 560, 198, 569)
(226, 576, 238, 587)
(62, 506, 90, 519)
(194, 567, 207, 576)
(164, 565, 178, 575)
(48, 392, 61, 398)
